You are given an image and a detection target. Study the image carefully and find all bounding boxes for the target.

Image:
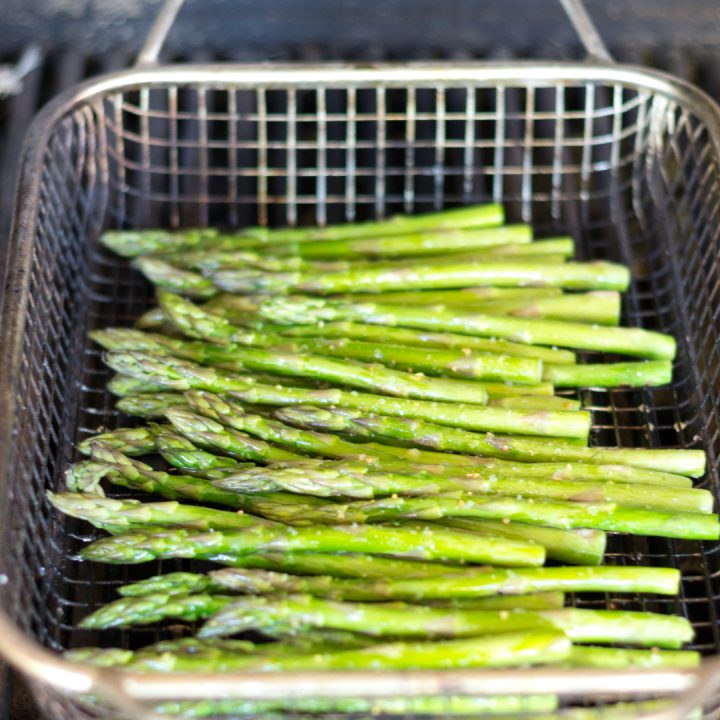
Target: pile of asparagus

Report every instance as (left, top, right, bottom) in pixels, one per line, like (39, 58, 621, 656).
(56, 204, 716, 717)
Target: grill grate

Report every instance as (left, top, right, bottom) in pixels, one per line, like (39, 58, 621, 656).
(2, 46, 720, 720)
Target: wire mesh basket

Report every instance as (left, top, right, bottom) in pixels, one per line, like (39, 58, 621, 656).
(3, 1, 720, 718)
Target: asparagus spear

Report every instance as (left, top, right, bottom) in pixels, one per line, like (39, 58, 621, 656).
(489, 395, 582, 412)
(266, 224, 534, 259)
(191, 389, 590, 450)
(566, 646, 700, 669)
(80, 592, 236, 629)
(106, 342, 492, 407)
(215, 451, 712, 514)
(153, 428, 244, 475)
(212, 259, 631, 294)
(98, 338, 574, 435)
(227, 551, 471, 579)
(163, 407, 305, 463)
(101, 206, 506, 257)
(335, 286, 566, 306)
(108, 375, 170, 396)
(434, 519, 605, 566)
(165, 406, 400, 464)
(79, 523, 548, 567)
(100, 228, 223, 257)
(176, 397, 406, 461)
(241, 204, 507, 243)
(447, 291, 620, 326)
(116, 392, 189, 418)
(79, 525, 676, 595)
(48, 491, 268, 532)
(159, 296, 509, 403)
(543, 361, 672, 388)
(115, 389, 581, 419)
(129, 569, 565, 610)
(127, 630, 572, 673)
(208, 486, 718, 539)
(120, 572, 220, 597)
(133, 257, 218, 299)
(287, 407, 705, 476)
(238, 457, 694, 489)
(84, 442, 321, 515)
(282, 338, 546, 384)
(77, 424, 169, 457)
(199, 594, 693, 648)
(280, 321, 577, 365)
(257, 298, 676, 360)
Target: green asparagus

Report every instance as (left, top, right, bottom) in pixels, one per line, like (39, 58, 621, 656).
(214, 451, 712, 514)
(48, 491, 265, 532)
(133, 257, 218, 299)
(288, 407, 705, 476)
(126, 630, 572, 673)
(199, 594, 693, 648)
(280, 320, 577, 365)
(543, 361, 672, 388)
(257, 297, 676, 360)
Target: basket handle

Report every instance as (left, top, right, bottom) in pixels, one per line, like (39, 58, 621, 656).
(133, 0, 614, 67)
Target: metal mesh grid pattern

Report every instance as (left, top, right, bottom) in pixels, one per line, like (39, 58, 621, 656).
(2, 65, 720, 718)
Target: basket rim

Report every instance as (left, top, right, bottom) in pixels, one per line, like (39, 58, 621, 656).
(2, 59, 720, 710)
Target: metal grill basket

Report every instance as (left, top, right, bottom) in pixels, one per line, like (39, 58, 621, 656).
(2, 2, 720, 718)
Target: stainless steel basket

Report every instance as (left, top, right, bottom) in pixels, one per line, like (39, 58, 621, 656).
(2, 1, 720, 718)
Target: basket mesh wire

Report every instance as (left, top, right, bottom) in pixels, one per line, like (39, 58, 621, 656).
(2, 70, 720, 718)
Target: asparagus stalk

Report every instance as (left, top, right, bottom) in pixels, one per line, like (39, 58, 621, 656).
(176, 396, 406, 461)
(100, 228, 223, 257)
(159, 296, 508, 403)
(242, 204, 507, 243)
(163, 407, 305, 463)
(116, 392, 189, 418)
(79, 523, 548, 567)
(108, 375, 170, 396)
(79, 525, 677, 595)
(436, 519, 605, 566)
(215, 451, 712, 514)
(489, 395, 582, 411)
(267, 224, 534, 259)
(107, 343, 492, 408)
(115, 389, 581, 419)
(335, 286, 566, 306)
(216, 259, 631, 295)
(191, 390, 591, 451)
(120, 572, 220, 597)
(80, 592, 236, 629)
(77, 424, 169, 457)
(133, 257, 218, 299)
(566, 645, 700, 669)
(208, 486, 718, 539)
(165, 406, 400, 463)
(257, 297, 676, 360)
(289, 407, 705, 476)
(131, 569, 563, 610)
(98, 338, 574, 435)
(227, 551, 471, 579)
(48, 491, 267, 533)
(241, 457, 694, 489)
(282, 338, 546, 384)
(280, 321, 577, 365)
(84, 442, 323, 516)
(210, 569, 568, 610)
(199, 594, 693, 648)
(543, 361, 672, 388)
(153, 428, 244, 475)
(128, 630, 572, 673)
(450, 291, 620, 326)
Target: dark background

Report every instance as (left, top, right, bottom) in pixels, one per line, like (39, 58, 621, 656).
(1, 1, 720, 717)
